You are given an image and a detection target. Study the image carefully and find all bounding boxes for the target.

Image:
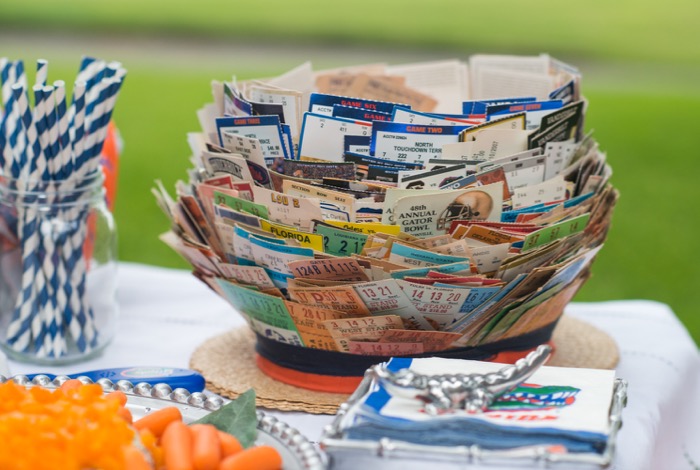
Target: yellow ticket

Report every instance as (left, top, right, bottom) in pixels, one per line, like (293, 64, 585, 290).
(259, 219, 324, 251)
(324, 220, 401, 236)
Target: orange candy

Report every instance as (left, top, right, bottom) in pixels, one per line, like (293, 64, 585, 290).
(0, 381, 140, 470)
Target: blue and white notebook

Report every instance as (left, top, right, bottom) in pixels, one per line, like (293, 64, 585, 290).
(340, 356, 616, 454)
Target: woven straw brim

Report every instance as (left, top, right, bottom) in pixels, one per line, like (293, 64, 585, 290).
(190, 315, 618, 415)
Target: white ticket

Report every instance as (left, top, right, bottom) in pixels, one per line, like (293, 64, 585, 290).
(298, 113, 372, 162)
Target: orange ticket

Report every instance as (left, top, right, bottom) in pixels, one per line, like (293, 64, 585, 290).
(462, 225, 524, 246)
(284, 301, 355, 351)
(288, 257, 370, 282)
(287, 285, 371, 316)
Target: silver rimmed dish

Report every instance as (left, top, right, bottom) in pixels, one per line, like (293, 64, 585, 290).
(1, 374, 327, 470)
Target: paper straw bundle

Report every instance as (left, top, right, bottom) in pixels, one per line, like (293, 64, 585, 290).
(0, 57, 126, 359)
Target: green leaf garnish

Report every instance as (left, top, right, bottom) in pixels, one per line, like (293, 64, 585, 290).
(193, 389, 257, 448)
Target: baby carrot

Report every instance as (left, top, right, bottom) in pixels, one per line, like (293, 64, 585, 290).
(161, 421, 194, 470)
(123, 445, 152, 470)
(133, 406, 182, 438)
(191, 424, 221, 470)
(105, 390, 128, 406)
(60, 379, 83, 393)
(218, 445, 282, 470)
(116, 406, 133, 424)
(217, 430, 243, 458)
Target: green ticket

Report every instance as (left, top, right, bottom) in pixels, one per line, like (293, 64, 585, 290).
(214, 190, 269, 220)
(215, 278, 298, 332)
(521, 213, 590, 253)
(316, 224, 368, 256)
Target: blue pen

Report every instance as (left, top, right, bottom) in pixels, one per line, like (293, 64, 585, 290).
(27, 366, 206, 392)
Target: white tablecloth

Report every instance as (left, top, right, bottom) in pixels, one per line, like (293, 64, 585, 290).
(7, 263, 700, 470)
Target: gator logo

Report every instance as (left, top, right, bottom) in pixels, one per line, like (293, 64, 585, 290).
(489, 383, 580, 411)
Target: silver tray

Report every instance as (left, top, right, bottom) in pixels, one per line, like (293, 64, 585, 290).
(321, 375, 628, 469)
(1, 374, 326, 470)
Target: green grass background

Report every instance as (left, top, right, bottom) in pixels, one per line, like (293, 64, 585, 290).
(1, 0, 698, 343)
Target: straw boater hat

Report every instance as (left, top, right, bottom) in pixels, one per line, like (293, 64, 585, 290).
(191, 313, 618, 414)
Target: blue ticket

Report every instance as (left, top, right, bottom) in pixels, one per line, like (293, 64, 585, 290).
(370, 121, 468, 164)
(464, 96, 536, 115)
(332, 104, 392, 122)
(309, 92, 408, 115)
(216, 115, 287, 163)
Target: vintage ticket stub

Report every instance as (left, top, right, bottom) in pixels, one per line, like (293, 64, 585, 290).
(486, 100, 563, 130)
(381, 188, 445, 225)
(217, 263, 277, 289)
(346, 341, 424, 356)
(378, 329, 462, 352)
(250, 235, 315, 287)
(390, 261, 473, 280)
(315, 224, 369, 257)
(282, 180, 356, 222)
(252, 186, 322, 232)
(446, 128, 530, 162)
(464, 97, 536, 115)
(352, 279, 435, 330)
(397, 164, 467, 190)
(454, 285, 502, 314)
(392, 107, 476, 127)
(298, 113, 372, 162)
(288, 257, 369, 282)
(281, 159, 356, 181)
(247, 85, 303, 140)
(308, 92, 404, 115)
(430, 238, 471, 256)
(458, 113, 526, 142)
(332, 104, 392, 122)
(521, 213, 590, 252)
(258, 220, 324, 251)
(215, 278, 299, 333)
(511, 174, 567, 209)
(392, 184, 503, 237)
(371, 121, 466, 164)
(344, 135, 371, 155)
(352, 279, 413, 314)
(284, 301, 353, 351)
(196, 184, 238, 223)
(159, 231, 220, 276)
(389, 241, 470, 267)
(322, 315, 404, 351)
(231, 225, 257, 266)
(223, 83, 252, 116)
(202, 151, 255, 182)
(288, 285, 372, 316)
(397, 280, 472, 329)
(248, 317, 303, 346)
(461, 224, 524, 246)
(323, 220, 401, 236)
(216, 115, 288, 163)
(220, 132, 268, 168)
(214, 190, 269, 220)
(468, 243, 511, 273)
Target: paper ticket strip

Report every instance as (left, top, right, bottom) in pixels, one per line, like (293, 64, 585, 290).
(159, 54, 617, 355)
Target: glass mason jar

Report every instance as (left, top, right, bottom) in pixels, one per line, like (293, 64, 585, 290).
(0, 171, 118, 365)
